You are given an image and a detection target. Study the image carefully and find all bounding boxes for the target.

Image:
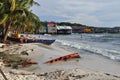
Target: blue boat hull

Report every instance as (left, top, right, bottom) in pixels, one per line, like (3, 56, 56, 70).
(37, 39, 55, 45)
(7, 37, 55, 45)
(26, 39, 55, 45)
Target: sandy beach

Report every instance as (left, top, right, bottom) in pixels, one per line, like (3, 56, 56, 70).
(1, 0, 120, 79)
(0, 43, 120, 80)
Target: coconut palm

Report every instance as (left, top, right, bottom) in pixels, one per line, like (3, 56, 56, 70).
(0, 0, 41, 43)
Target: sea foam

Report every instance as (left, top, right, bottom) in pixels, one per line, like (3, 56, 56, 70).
(57, 40, 120, 61)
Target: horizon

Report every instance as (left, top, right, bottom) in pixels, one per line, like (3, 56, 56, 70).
(31, 0, 120, 27)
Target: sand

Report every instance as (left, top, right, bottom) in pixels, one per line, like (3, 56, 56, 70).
(0, 43, 120, 80)
(0, 68, 120, 80)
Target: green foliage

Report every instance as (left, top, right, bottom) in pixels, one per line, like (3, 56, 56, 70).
(0, 0, 41, 42)
(55, 22, 84, 27)
(0, 14, 9, 24)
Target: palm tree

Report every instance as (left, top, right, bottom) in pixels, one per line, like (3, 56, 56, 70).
(0, 0, 41, 43)
(24, 11, 41, 33)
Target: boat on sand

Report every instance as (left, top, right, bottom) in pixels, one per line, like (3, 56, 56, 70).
(7, 36, 55, 45)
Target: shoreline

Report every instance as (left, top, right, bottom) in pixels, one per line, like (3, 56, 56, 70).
(0, 43, 120, 80)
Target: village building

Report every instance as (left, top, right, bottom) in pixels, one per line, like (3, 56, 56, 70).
(72, 26, 84, 33)
(83, 27, 94, 33)
(109, 27, 120, 33)
(72, 26, 94, 33)
(46, 22, 72, 34)
(56, 26, 72, 34)
(47, 22, 57, 34)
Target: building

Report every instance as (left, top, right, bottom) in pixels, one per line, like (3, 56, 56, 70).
(111, 27, 120, 33)
(47, 22, 57, 34)
(45, 22, 72, 34)
(72, 26, 84, 33)
(47, 22, 56, 27)
(56, 26, 72, 34)
(83, 27, 94, 33)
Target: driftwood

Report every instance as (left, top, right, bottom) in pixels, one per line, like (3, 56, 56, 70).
(21, 49, 34, 56)
(0, 68, 8, 80)
(45, 53, 80, 64)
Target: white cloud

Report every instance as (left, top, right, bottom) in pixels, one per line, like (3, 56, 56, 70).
(32, 0, 120, 27)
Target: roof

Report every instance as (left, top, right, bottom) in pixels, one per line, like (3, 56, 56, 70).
(47, 22, 56, 27)
(47, 22, 56, 25)
(56, 26, 72, 30)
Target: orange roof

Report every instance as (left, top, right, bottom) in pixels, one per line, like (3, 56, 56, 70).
(47, 22, 56, 25)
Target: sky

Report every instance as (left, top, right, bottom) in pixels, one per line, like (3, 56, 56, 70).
(31, 0, 120, 27)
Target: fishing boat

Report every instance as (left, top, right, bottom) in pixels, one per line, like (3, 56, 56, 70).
(37, 39, 55, 45)
(26, 38, 56, 45)
(7, 36, 55, 45)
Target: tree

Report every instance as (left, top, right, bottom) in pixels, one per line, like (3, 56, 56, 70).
(0, 0, 40, 43)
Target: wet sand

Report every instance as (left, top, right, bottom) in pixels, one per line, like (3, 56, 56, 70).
(18, 43, 120, 75)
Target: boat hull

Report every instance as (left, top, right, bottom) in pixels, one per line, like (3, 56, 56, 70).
(26, 39, 55, 45)
(7, 37, 55, 45)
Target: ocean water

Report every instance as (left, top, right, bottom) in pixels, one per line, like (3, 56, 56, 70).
(41, 33, 120, 61)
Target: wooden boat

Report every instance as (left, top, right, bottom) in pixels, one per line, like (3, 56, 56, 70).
(7, 36, 22, 42)
(26, 38, 55, 45)
(7, 36, 55, 45)
(45, 52, 80, 64)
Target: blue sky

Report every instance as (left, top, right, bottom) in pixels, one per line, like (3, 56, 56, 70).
(31, 0, 120, 27)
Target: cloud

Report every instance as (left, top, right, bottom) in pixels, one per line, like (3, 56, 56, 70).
(32, 0, 120, 27)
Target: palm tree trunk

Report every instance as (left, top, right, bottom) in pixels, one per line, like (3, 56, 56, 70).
(3, 26, 9, 43)
(3, 21, 11, 43)
(3, 23, 6, 35)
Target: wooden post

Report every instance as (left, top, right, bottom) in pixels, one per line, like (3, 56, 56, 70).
(0, 68, 8, 80)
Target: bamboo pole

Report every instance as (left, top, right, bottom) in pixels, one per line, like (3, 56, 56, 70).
(0, 68, 8, 80)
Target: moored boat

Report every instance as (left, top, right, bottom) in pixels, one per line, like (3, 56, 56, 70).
(37, 39, 55, 45)
(26, 38, 55, 45)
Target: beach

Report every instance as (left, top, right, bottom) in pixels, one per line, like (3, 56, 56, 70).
(1, 0, 120, 79)
(0, 42, 120, 80)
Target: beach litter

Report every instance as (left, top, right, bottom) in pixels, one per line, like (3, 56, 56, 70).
(18, 58, 38, 67)
(45, 52, 80, 64)
(21, 49, 34, 56)
(0, 43, 6, 48)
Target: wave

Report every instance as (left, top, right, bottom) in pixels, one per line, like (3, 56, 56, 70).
(85, 34, 105, 38)
(56, 40, 120, 61)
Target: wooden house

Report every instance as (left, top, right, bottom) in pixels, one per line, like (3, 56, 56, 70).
(56, 26, 72, 34)
(83, 27, 94, 33)
(47, 22, 57, 34)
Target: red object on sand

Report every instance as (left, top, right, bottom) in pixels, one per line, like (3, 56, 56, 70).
(19, 59, 37, 67)
(45, 52, 80, 64)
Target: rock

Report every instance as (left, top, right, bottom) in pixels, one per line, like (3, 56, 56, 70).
(1, 45, 6, 48)
(0, 61, 4, 68)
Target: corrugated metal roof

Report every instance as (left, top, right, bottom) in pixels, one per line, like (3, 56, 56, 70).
(56, 26, 72, 30)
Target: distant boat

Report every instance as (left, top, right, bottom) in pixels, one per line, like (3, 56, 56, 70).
(7, 36, 55, 45)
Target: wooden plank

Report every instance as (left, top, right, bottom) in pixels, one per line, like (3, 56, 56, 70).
(0, 68, 8, 80)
